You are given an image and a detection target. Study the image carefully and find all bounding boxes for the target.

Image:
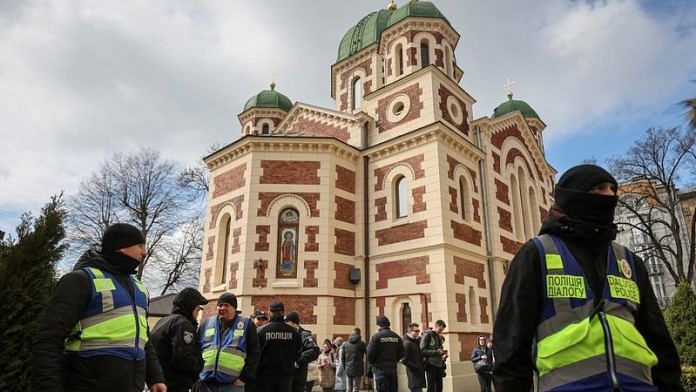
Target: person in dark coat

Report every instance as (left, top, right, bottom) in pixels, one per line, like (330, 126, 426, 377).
(493, 164, 683, 391)
(31, 223, 166, 392)
(420, 320, 447, 392)
(285, 311, 320, 392)
(150, 288, 209, 392)
(471, 336, 492, 392)
(401, 323, 426, 392)
(256, 302, 302, 392)
(340, 328, 366, 392)
(366, 316, 405, 392)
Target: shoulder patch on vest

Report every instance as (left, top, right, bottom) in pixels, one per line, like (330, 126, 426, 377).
(619, 258, 633, 279)
(184, 331, 193, 344)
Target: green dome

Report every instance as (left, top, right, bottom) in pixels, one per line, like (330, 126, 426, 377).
(387, 1, 450, 28)
(492, 95, 540, 119)
(337, 9, 392, 62)
(242, 85, 293, 112)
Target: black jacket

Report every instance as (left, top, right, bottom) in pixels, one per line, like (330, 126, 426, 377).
(340, 333, 367, 377)
(257, 317, 302, 377)
(402, 334, 426, 388)
(492, 218, 683, 392)
(31, 250, 165, 392)
(150, 292, 205, 390)
(366, 327, 405, 372)
(292, 326, 320, 391)
(420, 330, 444, 368)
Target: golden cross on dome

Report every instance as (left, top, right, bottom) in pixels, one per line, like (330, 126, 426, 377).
(503, 78, 515, 99)
(270, 71, 276, 90)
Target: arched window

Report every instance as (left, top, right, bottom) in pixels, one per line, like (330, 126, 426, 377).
(401, 303, 412, 336)
(510, 173, 523, 240)
(469, 286, 478, 325)
(261, 123, 270, 135)
(352, 77, 362, 110)
(444, 46, 452, 77)
(518, 167, 531, 239)
(420, 39, 430, 67)
(277, 208, 299, 279)
(217, 214, 232, 286)
(395, 176, 408, 218)
(459, 176, 469, 220)
(395, 43, 404, 76)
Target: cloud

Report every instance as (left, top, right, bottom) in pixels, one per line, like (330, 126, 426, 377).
(0, 0, 695, 229)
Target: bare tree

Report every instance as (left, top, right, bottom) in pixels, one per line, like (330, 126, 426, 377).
(67, 148, 196, 280)
(149, 216, 203, 295)
(177, 142, 219, 197)
(610, 127, 696, 286)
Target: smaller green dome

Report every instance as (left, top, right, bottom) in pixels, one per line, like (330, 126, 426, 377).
(387, 1, 450, 28)
(492, 94, 540, 119)
(242, 83, 293, 113)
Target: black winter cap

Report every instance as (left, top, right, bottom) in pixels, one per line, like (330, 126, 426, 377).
(173, 288, 208, 315)
(556, 164, 617, 193)
(217, 293, 238, 308)
(285, 311, 300, 324)
(377, 316, 390, 327)
(102, 223, 145, 253)
(269, 301, 284, 312)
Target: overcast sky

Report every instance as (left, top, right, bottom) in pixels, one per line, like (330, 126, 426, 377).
(1, 0, 695, 234)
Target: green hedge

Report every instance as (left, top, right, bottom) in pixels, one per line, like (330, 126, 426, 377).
(684, 365, 696, 392)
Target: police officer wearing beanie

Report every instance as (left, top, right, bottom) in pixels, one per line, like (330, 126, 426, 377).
(367, 316, 405, 392)
(32, 223, 166, 392)
(150, 288, 209, 392)
(256, 301, 302, 392)
(493, 164, 683, 391)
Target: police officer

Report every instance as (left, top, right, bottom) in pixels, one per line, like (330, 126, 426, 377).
(32, 223, 166, 392)
(198, 293, 260, 392)
(256, 302, 302, 392)
(284, 311, 320, 392)
(493, 164, 683, 391)
(150, 288, 209, 392)
(251, 310, 269, 328)
(366, 316, 405, 392)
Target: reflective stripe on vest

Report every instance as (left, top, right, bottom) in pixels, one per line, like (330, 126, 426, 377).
(534, 234, 658, 392)
(199, 315, 248, 383)
(64, 267, 149, 360)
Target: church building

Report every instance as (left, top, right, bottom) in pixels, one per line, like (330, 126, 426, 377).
(199, 1, 555, 388)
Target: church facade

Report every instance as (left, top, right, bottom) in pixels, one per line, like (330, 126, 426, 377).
(199, 1, 555, 388)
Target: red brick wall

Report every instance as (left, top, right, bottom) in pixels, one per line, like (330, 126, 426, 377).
(206, 236, 215, 260)
(467, 168, 479, 193)
(231, 228, 241, 254)
(438, 85, 469, 135)
(334, 229, 356, 256)
(500, 236, 523, 254)
(255, 225, 270, 251)
(336, 165, 356, 194)
(451, 220, 482, 246)
(434, 48, 443, 67)
(257, 192, 320, 217)
(290, 116, 350, 142)
(260, 160, 320, 185)
(456, 293, 467, 322)
(335, 196, 356, 224)
(492, 152, 501, 174)
(374, 154, 425, 191)
(305, 226, 319, 252)
(376, 83, 424, 133)
(498, 207, 512, 232)
(252, 259, 268, 288)
(376, 256, 430, 289)
(209, 195, 245, 229)
(376, 220, 428, 246)
(228, 262, 239, 289)
(203, 267, 212, 293)
(375, 197, 387, 222)
(251, 295, 318, 325)
(453, 256, 486, 289)
(472, 199, 481, 223)
(449, 187, 458, 213)
(407, 47, 417, 66)
(303, 260, 318, 288)
(376, 297, 386, 323)
(479, 297, 489, 324)
(495, 179, 510, 205)
(334, 262, 354, 290)
(412, 186, 427, 212)
(339, 58, 373, 90)
(505, 148, 536, 182)
(333, 297, 356, 326)
(446, 155, 459, 180)
(491, 124, 543, 179)
(213, 163, 246, 198)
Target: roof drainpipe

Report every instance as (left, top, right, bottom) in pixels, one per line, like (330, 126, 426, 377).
(476, 125, 497, 321)
(363, 122, 371, 338)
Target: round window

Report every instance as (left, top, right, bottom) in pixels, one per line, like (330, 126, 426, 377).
(386, 95, 411, 123)
(446, 95, 464, 125)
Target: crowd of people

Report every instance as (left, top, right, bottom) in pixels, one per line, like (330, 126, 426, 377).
(30, 164, 685, 391)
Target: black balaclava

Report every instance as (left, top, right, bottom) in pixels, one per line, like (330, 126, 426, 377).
(548, 164, 619, 240)
(101, 223, 145, 274)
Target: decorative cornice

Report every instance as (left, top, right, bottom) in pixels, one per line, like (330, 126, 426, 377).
(379, 18, 460, 54)
(488, 114, 555, 178)
(205, 136, 361, 170)
(278, 102, 370, 131)
(238, 108, 288, 123)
